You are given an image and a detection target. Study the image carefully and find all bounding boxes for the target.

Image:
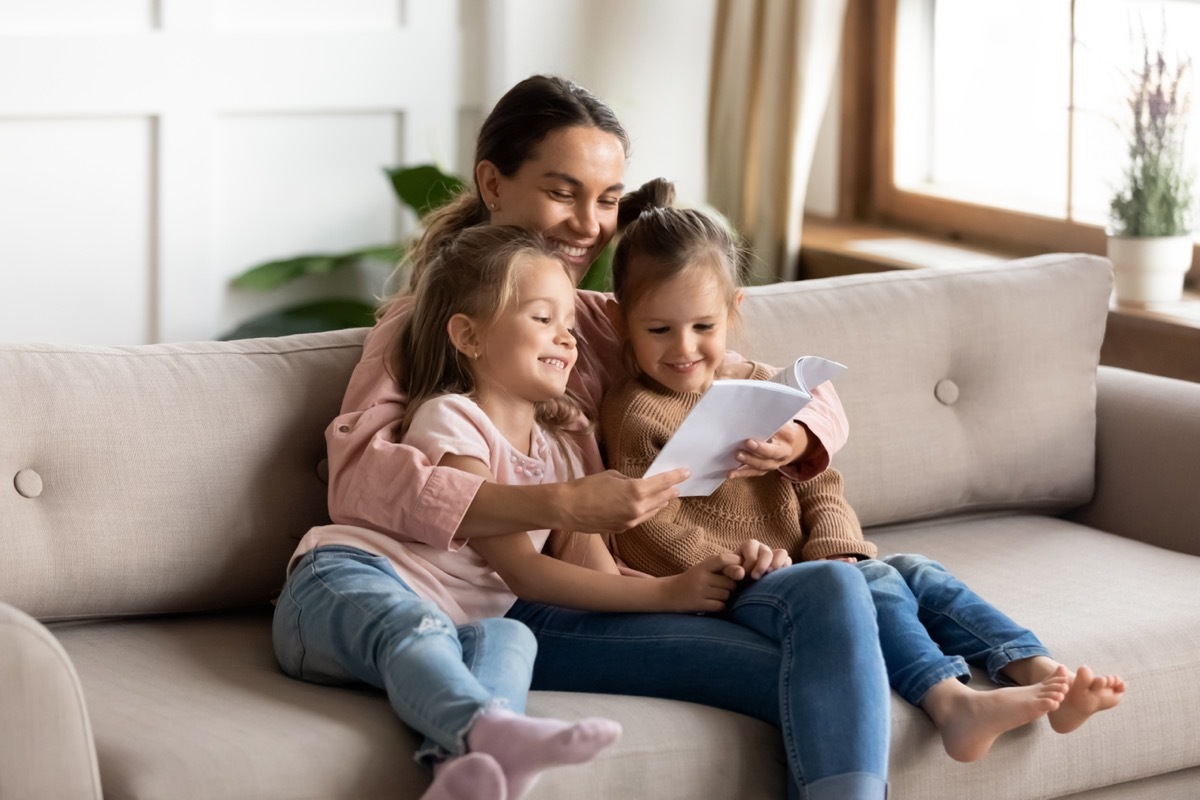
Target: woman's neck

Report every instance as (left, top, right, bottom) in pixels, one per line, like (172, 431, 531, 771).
(473, 388, 537, 456)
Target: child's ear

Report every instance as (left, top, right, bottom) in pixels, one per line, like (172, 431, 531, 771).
(734, 289, 745, 309)
(604, 297, 625, 335)
(447, 314, 480, 358)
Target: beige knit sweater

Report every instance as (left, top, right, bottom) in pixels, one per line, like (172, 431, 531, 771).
(599, 365, 876, 578)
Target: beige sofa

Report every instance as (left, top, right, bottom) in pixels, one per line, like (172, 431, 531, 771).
(4, 253, 1200, 800)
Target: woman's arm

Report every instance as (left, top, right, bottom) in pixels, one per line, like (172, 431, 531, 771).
(325, 300, 687, 546)
(442, 455, 740, 613)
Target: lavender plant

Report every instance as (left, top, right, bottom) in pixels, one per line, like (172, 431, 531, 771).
(1109, 34, 1195, 238)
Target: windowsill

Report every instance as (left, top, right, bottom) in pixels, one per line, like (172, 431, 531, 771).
(800, 217, 1200, 384)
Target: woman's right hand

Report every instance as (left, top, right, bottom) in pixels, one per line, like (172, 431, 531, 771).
(657, 553, 743, 612)
(556, 468, 690, 533)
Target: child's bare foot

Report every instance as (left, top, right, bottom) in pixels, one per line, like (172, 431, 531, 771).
(1048, 665, 1126, 733)
(923, 669, 1069, 762)
(467, 709, 622, 799)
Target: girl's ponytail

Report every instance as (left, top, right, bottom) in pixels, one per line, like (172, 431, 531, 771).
(617, 177, 676, 231)
(379, 191, 488, 314)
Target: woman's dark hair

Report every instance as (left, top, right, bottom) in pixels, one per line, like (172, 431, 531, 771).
(386, 75, 630, 303)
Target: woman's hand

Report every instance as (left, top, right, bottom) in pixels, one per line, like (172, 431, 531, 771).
(819, 554, 860, 564)
(739, 539, 792, 580)
(657, 553, 743, 612)
(555, 468, 689, 534)
(728, 421, 811, 480)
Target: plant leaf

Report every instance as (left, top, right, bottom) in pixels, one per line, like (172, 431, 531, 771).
(219, 299, 378, 340)
(230, 244, 403, 291)
(385, 164, 465, 217)
(577, 244, 614, 292)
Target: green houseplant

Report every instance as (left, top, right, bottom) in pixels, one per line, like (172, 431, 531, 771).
(222, 165, 613, 339)
(1106, 32, 1196, 305)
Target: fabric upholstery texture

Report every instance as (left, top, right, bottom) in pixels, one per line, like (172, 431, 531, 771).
(731, 253, 1112, 527)
(3, 253, 1199, 799)
(0, 330, 363, 620)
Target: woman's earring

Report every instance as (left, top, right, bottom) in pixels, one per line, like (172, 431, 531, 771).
(489, 201, 497, 211)
(474, 351, 481, 360)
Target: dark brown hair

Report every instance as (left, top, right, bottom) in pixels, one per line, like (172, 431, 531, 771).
(385, 75, 631, 305)
(612, 177, 746, 314)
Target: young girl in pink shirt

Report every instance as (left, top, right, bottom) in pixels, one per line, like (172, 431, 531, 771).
(274, 224, 749, 800)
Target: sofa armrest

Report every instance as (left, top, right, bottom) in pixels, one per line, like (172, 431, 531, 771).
(0, 602, 102, 800)
(1067, 367, 1200, 556)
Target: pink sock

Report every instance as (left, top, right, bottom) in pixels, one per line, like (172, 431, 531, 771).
(422, 752, 506, 800)
(467, 709, 622, 799)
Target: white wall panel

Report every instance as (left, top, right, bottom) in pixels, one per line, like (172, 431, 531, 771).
(213, 112, 404, 337)
(0, 0, 719, 345)
(0, 117, 152, 344)
(0, 0, 155, 32)
(213, 0, 402, 31)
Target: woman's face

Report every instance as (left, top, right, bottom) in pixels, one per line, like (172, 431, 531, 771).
(484, 126, 626, 285)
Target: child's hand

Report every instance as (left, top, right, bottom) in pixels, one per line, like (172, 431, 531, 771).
(729, 421, 810, 479)
(819, 555, 860, 564)
(739, 539, 792, 580)
(659, 553, 742, 612)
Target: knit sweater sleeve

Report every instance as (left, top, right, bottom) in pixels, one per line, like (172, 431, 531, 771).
(600, 379, 727, 577)
(796, 468, 878, 561)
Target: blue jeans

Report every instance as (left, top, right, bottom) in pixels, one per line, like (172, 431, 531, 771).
(272, 546, 537, 762)
(856, 554, 1051, 706)
(507, 560, 890, 800)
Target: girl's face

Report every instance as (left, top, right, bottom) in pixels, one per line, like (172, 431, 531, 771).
(624, 260, 734, 395)
(472, 254, 579, 406)
(482, 126, 626, 285)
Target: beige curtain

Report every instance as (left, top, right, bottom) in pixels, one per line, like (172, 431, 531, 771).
(707, 0, 848, 283)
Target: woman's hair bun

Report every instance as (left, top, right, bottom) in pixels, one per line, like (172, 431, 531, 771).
(618, 177, 676, 230)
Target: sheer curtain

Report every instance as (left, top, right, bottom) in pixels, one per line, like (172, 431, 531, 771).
(707, 0, 848, 282)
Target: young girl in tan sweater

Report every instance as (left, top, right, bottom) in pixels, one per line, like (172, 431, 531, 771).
(600, 178, 1126, 763)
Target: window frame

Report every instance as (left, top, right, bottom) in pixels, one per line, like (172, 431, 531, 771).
(842, 0, 1197, 264)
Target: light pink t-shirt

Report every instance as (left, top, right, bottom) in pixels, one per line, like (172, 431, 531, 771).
(290, 393, 598, 625)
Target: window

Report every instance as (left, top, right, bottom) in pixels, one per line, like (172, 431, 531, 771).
(863, 0, 1200, 256)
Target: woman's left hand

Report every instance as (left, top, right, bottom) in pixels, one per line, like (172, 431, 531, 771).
(728, 421, 810, 479)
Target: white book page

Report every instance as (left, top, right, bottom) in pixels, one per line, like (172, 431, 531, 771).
(643, 381, 808, 496)
(768, 356, 847, 395)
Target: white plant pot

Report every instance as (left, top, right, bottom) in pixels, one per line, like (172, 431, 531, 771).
(1106, 234, 1194, 305)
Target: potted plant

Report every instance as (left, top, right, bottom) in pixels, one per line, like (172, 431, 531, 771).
(1106, 31, 1196, 305)
(221, 165, 613, 339)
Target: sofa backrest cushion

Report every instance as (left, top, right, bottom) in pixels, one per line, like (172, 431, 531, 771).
(1, 330, 364, 621)
(730, 253, 1112, 528)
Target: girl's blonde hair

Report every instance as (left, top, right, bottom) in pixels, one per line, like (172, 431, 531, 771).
(611, 178, 748, 374)
(394, 225, 589, 445)
(382, 75, 630, 309)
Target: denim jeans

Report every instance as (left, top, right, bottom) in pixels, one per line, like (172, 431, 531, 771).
(272, 546, 537, 762)
(507, 560, 890, 800)
(856, 554, 1051, 706)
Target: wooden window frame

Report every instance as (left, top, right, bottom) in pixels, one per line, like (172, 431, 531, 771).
(838, 0, 1198, 265)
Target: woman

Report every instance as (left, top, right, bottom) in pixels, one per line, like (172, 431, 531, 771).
(311, 75, 890, 799)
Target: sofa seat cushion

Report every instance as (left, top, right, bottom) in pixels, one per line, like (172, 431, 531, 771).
(52, 609, 784, 800)
(870, 515, 1200, 799)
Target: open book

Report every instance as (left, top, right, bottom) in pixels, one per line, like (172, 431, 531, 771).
(643, 356, 847, 496)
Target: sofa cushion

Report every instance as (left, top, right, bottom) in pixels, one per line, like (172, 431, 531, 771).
(53, 609, 785, 800)
(0, 330, 365, 620)
(871, 515, 1200, 799)
(731, 253, 1112, 527)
